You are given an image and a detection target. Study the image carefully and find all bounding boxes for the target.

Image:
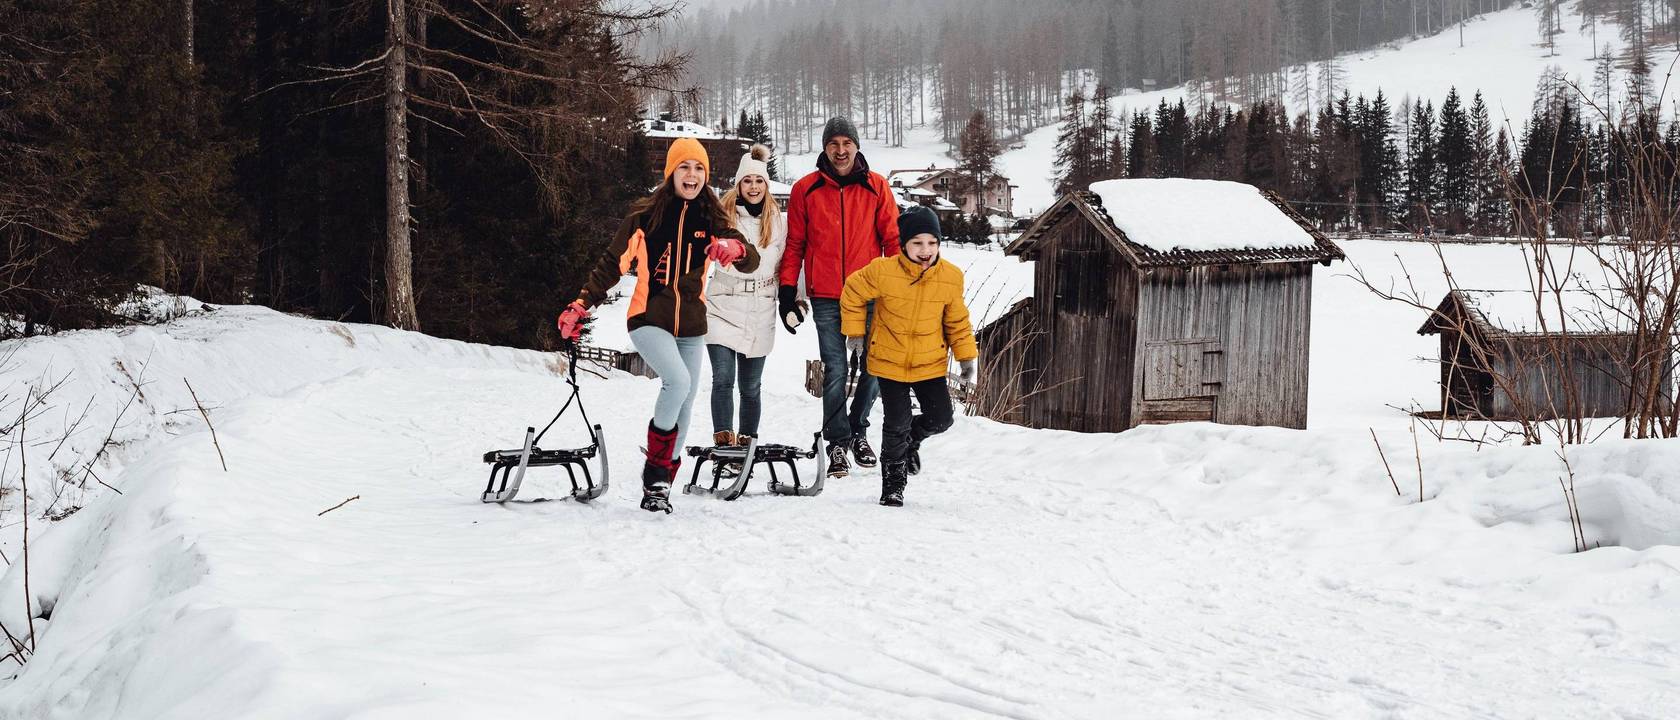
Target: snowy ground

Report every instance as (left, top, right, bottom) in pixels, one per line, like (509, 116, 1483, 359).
(2, 240, 1679, 718)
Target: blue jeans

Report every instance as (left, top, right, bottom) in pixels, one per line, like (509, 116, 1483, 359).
(811, 298, 879, 443)
(630, 326, 704, 460)
(707, 344, 767, 437)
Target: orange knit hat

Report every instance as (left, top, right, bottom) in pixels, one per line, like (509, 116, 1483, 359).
(662, 137, 710, 182)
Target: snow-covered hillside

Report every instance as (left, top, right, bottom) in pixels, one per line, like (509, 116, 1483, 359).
(2, 242, 1679, 717)
(786, 4, 1679, 218)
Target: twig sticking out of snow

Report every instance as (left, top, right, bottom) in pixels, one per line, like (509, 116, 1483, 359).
(318, 495, 360, 517)
(183, 379, 226, 472)
(1410, 417, 1425, 502)
(1370, 428, 1402, 497)
(1557, 448, 1588, 553)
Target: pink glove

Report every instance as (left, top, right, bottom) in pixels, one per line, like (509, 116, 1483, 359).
(557, 301, 589, 341)
(707, 236, 745, 265)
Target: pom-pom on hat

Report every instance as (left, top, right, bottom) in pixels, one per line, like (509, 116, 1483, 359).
(663, 137, 710, 182)
(734, 144, 772, 185)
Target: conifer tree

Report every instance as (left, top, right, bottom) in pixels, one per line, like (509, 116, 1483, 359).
(958, 109, 1002, 211)
(1437, 89, 1475, 232)
(1053, 89, 1089, 195)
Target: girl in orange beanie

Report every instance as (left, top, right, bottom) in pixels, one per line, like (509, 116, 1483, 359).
(560, 137, 760, 513)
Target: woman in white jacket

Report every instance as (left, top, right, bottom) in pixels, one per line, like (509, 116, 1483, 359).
(707, 144, 789, 448)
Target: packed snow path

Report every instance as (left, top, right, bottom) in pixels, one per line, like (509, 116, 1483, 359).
(9, 359, 1679, 717)
(3, 244, 1679, 717)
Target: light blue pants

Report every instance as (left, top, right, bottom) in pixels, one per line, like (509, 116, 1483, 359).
(630, 326, 704, 460)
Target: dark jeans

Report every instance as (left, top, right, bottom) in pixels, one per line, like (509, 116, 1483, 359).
(811, 297, 879, 443)
(706, 344, 767, 436)
(878, 376, 953, 464)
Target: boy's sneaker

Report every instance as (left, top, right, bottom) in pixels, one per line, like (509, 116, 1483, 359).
(850, 435, 878, 468)
(825, 442, 850, 477)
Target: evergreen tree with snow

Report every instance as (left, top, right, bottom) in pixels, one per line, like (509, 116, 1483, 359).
(1311, 94, 1359, 231)
(1404, 100, 1440, 230)
(1479, 127, 1516, 235)
(1437, 89, 1475, 233)
(1469, 91, 1497, 234)
(1108, 134, 1128, 180)
(967, 212, 992, 246)
(1154, 100, 1190, 177)
(1126, 111, 1157, 179)
(1090, 84, 1115, 179)
(1053, 89, 1090, 195)
(1356, 91, 1400, 229)
(958, 109, 1003, 211)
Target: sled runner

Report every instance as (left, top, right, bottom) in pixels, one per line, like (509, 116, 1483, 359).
(682, 432, 826, 501)
(481, 342, 609, 503)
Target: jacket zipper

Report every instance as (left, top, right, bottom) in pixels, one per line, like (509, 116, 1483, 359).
(673, 201, 686, 337)
(914, 261, 928, 373)
(837, 182, 847, 296)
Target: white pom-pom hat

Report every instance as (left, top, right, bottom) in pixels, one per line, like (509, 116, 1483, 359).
(733, 143, 772, 185)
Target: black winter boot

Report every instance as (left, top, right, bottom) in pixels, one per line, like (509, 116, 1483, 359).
(640, 422, 680, 513)
(879, 461, 908, 507)
(904, 439, 922, 476)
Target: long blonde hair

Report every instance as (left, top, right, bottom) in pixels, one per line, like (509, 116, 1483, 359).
(720, 144, 781, 248)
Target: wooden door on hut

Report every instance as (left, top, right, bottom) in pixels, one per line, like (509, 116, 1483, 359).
(1139, 337, 1225, 423)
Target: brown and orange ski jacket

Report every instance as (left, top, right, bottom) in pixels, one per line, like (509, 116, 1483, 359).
(575, 198, 759, 338)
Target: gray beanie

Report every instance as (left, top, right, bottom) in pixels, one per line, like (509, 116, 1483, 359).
(822, 116, 859, 147)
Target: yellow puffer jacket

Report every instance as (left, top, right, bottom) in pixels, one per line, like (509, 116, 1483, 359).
(840, 254, 978, 384)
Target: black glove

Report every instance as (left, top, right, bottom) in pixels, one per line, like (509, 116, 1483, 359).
(778, 285, 805, 334)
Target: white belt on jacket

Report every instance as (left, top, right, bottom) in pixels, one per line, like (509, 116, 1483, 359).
(713, 275, 777, 295)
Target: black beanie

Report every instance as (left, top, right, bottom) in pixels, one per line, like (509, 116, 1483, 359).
(822, 116, 859, 147)
(898, 205, 942, 243)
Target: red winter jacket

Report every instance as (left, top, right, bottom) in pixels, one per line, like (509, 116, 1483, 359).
(779, 153, 901, 299)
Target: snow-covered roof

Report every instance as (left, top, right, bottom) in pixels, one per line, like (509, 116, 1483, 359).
(1005, 180, 1342, 267)
(888, 168, 946, 187)
(641, 119, 739, 140)
(932, 196, 960, 210)
(1087, 179, 1317, 254)
(1422, 289, 1639, 336)
(906, 187, 938, 198)
(767, 179, 793, 197)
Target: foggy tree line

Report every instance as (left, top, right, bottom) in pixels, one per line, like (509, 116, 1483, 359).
(1054, 78, 1680, 238)
(656, 0, 1523, 153)
(2, 0, 680, 345)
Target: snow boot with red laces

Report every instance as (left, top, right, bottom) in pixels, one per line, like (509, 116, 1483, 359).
(641, 422, 681, 513)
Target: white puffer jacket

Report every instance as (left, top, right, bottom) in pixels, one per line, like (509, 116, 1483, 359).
(706, 204, 787, 357)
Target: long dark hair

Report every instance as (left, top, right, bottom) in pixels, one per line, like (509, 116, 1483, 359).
(629, 174, 733, 235)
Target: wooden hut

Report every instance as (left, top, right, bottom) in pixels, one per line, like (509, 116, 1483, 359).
(978, 179, 1344, 432)
(1417, 289, 1670, 420)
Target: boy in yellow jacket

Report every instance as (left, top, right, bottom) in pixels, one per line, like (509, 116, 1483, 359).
(840, 206, 977, 506)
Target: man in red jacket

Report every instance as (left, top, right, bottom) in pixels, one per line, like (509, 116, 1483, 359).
(778, 116, 902, 477)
